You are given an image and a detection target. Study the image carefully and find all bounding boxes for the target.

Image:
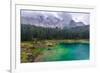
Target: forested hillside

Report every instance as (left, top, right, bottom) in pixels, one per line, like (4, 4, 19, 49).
(21, 24, 89, 41)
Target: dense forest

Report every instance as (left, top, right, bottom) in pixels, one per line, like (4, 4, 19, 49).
(21, 24, 89, 41)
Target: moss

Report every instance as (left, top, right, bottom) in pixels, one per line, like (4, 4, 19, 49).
(21, 51, 27, 62)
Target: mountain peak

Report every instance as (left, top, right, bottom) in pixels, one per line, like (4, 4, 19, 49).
(21, 11, 86, 29)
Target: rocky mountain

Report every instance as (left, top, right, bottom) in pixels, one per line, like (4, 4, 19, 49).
(21, 11, 86, 29)
(67, 20, 85, 28)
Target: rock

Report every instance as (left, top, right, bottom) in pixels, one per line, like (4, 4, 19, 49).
(45, 42, 53, 47)
(48, 48, 52, 50)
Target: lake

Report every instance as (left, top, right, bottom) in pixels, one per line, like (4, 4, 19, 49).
(35, 42, 89, 62)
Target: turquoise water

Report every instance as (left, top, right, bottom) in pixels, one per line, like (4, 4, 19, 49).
(36, 43, 89, 62)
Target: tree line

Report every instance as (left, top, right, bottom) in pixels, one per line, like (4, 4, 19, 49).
(21, 24, 89, 41)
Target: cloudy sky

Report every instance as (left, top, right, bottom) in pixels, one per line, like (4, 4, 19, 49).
(21, 10, 90, 25)
(70, 13, 90, 25)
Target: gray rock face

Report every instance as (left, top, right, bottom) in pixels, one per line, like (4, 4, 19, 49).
(68, 20, 85, 28)
(21, 11, 85, 29)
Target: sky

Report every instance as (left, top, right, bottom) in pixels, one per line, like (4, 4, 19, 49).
(70, 13, 90, 25)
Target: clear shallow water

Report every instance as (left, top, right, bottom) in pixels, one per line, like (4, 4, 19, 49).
(36, 43, 89, 62)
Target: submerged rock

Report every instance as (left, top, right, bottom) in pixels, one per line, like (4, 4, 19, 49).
(47, 48, 52, 50)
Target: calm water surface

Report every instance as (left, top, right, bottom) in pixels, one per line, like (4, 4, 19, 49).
(36, 43, 89, 62)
